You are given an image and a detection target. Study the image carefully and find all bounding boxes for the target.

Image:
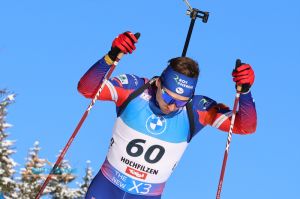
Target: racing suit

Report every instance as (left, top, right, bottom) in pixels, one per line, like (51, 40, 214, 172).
(77, 55, 257, 199)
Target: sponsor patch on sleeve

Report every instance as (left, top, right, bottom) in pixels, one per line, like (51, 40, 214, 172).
(117, 74, 129, 85)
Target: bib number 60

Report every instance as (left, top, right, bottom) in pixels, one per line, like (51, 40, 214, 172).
(126, 139, 165, 164)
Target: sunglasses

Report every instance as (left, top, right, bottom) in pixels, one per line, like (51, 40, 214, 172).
(161, 88, 189, 108)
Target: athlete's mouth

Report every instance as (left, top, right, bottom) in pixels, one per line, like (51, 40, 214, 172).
(161, 107, 171, 114)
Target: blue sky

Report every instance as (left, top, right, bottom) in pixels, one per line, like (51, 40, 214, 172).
(1, 0, 300, 198)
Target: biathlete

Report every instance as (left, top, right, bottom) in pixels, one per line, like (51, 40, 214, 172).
(77, 31, 257, 199)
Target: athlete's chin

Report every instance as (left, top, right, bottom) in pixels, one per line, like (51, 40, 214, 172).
(161, 108, 171, 114)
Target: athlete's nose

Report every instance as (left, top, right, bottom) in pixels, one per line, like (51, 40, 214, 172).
(167, 103, 177, 112)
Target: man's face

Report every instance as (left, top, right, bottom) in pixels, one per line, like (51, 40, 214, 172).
(155, 79, 190, 114)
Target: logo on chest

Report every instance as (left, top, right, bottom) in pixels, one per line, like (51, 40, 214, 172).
(145, 114, 167, 135)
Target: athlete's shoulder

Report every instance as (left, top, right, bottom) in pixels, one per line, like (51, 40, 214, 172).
(110, 74, 146, 90)
(190, 95, 217, 111)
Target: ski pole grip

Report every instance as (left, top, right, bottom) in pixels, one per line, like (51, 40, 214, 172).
(134, 32, 141, 40)
(235, 59, 242, 92)
(235, 59, 242, 69)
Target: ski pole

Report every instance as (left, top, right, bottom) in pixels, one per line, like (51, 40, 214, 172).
(215, 59, 242, 199)
(182, 0, 209, 57)
(35, 33, 141, 199)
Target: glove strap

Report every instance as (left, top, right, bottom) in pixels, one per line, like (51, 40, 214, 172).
(108, 47, 121, 61)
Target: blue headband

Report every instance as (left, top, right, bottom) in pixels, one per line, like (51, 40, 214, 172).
(160, 65, 198, 97)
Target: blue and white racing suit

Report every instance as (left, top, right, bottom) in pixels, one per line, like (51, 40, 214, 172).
(78, 55, 257, 199)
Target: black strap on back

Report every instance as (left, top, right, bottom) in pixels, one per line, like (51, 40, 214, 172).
(117, 77, 158, 116)
(117, 76, 195, 142)
(186, 100, 195, 142)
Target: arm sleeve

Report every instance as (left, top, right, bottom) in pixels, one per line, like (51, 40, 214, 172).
(213, 92, 257, 134)
(77, 55, 112, 98)
(194, 92, 257, 135)
(77, 55, 145, 107)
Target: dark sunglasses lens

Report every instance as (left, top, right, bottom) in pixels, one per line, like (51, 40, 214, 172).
(162, 88, 188, 107)
(161, 89, 173, 103)
(175, 100, 188, 107)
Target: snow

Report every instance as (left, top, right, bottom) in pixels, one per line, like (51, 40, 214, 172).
(2, 123, 12, 128)
(1, 140, 14, 147)
(1, 177, 15, 185)
(6, 94, 15, 101)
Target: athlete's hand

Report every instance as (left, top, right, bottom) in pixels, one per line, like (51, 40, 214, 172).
(232, 61, 255, 93)
(108, 31, 138, 61)
(112, 31, 138, 53)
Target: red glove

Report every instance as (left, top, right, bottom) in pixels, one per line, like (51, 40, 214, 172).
(112, 31, 138, 54)
(232, 63, 255, 92)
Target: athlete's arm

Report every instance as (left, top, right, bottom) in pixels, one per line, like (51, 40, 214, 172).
(198, 61, 256, 135)
(77, 55, 146, 107)
(78, 31, 142, 106)
(77, 55, 113, 99)
(192, 92, 257, 136)
(207, 92, 257, 134)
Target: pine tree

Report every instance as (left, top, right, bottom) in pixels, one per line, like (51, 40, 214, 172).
(48, 154, 82, 198)
(0, 90, 94, 198)
(17, 141, 52, 198)
(76, 160, 93, 197)
(0, 91, 18, 198)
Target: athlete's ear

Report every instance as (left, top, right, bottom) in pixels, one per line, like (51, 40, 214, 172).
(156, 78, 161, 88)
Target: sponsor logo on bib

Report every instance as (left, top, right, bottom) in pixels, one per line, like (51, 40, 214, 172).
(126, 167, 147, 180)
(146, 114, 167, 135)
